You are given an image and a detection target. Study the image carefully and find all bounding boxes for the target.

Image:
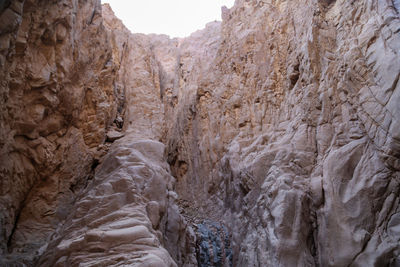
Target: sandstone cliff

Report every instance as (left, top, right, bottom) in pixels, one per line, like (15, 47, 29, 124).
(0, 0, 117, 263)
(0, 0, 399, 266)
(166, 1, 400, 266)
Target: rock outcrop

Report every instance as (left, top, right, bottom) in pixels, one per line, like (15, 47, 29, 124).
(0, 0, 118, 263)
(38, 138, 182, 267)
(165, 1, 400, 265)
(0, 0, 399, 266)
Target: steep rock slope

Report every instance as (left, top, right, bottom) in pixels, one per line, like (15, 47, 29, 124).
(0, 0, 399, 266)
(0, 0, 119, 263)
(38, 138, 181, 266)
(36, 6, 196, 266)
(0, 1, 194, 265)
(165, 0, 400, 266)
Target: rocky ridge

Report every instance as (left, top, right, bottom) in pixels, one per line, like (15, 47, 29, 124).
(0, 0, 399, 266)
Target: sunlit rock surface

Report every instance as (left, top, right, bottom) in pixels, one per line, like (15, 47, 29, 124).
(0, 0, 399, 266)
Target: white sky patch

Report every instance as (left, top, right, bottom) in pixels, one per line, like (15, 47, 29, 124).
(101, 0, 235, 38)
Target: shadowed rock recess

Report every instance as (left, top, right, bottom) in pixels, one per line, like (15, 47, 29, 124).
(0, 0, 399, 266)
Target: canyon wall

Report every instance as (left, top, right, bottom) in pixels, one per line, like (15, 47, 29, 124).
(0, 0, 399, 266)
(0, 0, 118, 262)
(166, 0, 400, 266)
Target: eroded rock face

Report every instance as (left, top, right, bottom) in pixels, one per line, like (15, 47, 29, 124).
(165, 0, 400, 266)
(0, 1, 194, 265)
(37, 137, 186, 267)
(1, 0, 400, 266)
(0, 0, 119, 263)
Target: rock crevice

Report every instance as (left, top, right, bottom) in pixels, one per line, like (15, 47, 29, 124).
(0, 0, 399, 266)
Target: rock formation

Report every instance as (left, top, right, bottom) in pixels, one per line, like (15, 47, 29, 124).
(1, 0, 117, 263)
(0, 0, 399, 266)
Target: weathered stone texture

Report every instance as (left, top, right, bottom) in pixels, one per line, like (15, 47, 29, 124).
(1, 0, 399, 266)
(165, 0, 400, 266)
(0, 0, 119, 263)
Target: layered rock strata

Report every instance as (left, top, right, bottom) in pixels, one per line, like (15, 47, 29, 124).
(0, 0, 399, 266)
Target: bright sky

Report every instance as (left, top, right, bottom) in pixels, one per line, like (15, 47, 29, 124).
(101, 0, 235, 38)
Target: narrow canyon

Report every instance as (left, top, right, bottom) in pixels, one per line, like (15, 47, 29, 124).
(1, 0, 400, 266)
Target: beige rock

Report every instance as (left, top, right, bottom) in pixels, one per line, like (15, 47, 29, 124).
(1, 0, 400, 266)
(106, 129, 124, 142)
(0, 0, 118, 262)
(37, 137, 184, 267)
(164, 0, 400, 266)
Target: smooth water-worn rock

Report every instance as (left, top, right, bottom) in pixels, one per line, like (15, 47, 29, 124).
(37, 137, 183, 266)
(164, 0, 400, 266)
(0, 0, 399, 266)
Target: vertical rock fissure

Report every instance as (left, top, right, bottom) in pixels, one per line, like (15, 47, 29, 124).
(6, 181, 34, 253)
(1, 0, 400, 265)
(6, 204, 21, 252)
